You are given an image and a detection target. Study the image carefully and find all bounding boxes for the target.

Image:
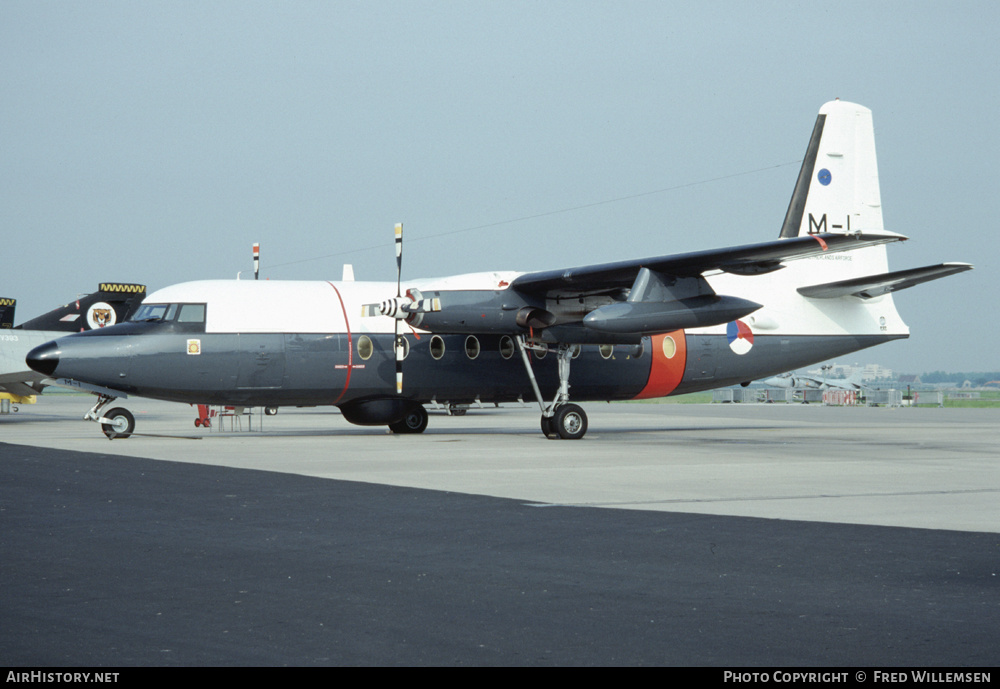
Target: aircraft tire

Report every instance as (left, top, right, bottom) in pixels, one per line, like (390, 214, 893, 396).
(388, 404, 428, 434)
(553, 404, 587, 440)
(102, 408, 135, 440)
(540, 415, 559, 439)
(264, 407, 278, 416)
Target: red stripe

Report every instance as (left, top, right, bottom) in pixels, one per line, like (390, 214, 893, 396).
(326, 282, 353, 404)
(633, 331, 687, 400)
(811, 234, 829, 250)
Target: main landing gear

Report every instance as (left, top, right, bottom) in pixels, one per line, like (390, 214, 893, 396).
(516, 336, 589, 440)
(86, 394, 135, 440)
(388, 404, 429, 434)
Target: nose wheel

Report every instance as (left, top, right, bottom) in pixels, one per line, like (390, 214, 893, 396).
(101, 407, 135, 440)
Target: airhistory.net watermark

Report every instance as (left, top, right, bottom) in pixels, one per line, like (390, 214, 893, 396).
(6, 673, 119, 684)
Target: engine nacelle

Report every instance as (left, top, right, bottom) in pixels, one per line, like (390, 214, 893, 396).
(407, 290, 553, 335)
(582, 295, 761, 334)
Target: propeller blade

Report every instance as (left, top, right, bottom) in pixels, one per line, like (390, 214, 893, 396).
(395, 222, 403, 299)
(395, 318, 404, 394)
(395, 223, 404, 394)
(358, 223, 421, 393)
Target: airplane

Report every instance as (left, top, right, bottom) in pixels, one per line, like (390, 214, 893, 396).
(763, 369, 866, 391)
(26, 100, 972, 440)
(0, 283, 146, 405)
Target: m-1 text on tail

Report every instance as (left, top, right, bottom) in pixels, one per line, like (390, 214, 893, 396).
(27, 101, 971, 439)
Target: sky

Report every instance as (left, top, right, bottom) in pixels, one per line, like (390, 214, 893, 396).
(2, 1, 996, 374)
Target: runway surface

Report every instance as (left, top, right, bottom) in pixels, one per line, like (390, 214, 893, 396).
(2, 397, 998, 665)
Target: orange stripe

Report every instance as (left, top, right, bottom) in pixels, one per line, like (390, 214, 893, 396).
(633, 331, 687, 399)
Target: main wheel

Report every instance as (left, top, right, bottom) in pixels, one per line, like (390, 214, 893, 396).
(541, 414, 559, 439)
(101, 408, 135, 440)
(388, 404, 428, 434)
(553, 404, 587, 440)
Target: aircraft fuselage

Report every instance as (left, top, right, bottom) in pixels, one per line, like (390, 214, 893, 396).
(28, 277, 900, 409)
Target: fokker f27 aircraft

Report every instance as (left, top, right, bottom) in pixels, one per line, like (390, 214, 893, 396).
(27, 101, 971, 439)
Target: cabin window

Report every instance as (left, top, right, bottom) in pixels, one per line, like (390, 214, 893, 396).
(662, 336, 677, 359)
(499, 336, 515, 360)
(465, 336, 480, 360)
(358, 335, 373, 360)
(599, 344, 614, 359)
(430, 335, 446, 360)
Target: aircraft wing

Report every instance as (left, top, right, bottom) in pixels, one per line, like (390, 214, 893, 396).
(0, 379, 43, 398)
(508, 231, 906, 297)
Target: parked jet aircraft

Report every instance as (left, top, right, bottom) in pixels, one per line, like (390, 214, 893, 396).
(26, 101, 971, 439)
(763, 371, 865, 391)
(1, 284, 145, 404)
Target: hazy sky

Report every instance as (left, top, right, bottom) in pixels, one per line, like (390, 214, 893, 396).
(2, 1, 995, 373)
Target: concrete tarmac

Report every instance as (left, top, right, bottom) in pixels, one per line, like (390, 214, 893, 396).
(2, 396, 998, 665)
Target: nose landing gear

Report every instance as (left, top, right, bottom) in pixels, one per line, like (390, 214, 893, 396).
(84, 394, 135, 440)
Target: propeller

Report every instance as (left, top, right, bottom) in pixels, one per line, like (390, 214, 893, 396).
(361, 223, 441, 394)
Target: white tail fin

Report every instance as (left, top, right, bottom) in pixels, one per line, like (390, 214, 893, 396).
(780, 100, 884, 239)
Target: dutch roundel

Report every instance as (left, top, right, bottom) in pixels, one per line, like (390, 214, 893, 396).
(727, 320, 754, 355)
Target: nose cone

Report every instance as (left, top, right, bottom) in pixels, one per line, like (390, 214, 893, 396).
(26, 341, 60, 377)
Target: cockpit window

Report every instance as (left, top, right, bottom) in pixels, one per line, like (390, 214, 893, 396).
(130, 303, 206, 324)
(131, 304, 170, 322)
(177, 304, 206, 323)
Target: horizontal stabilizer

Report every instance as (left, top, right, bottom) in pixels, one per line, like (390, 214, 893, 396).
(797, 262, 973, 299)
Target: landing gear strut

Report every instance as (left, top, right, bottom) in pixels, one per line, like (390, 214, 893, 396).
(517, 336, 589, 440)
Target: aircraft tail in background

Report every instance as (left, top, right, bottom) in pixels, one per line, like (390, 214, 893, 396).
(14, 283, 146, 332)
(0, 298, 14, 329)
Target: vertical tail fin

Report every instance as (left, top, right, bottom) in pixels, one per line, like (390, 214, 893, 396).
(15, 283, 146, 331)
(780, 100, 884, 239)
(0, 298, 15, 329)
